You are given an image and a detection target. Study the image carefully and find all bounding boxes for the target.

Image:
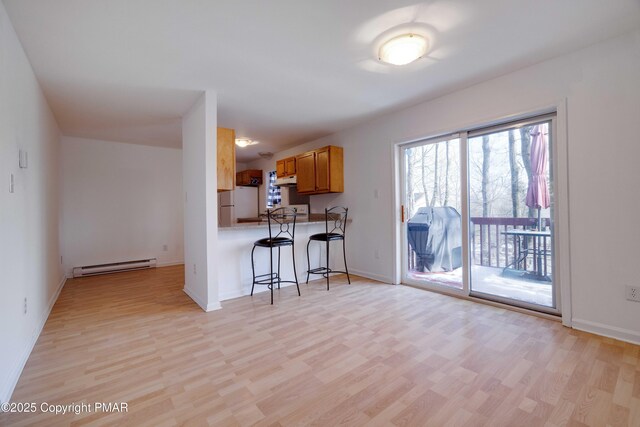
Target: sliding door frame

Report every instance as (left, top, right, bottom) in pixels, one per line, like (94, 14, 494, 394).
(394, 104, 572, 323)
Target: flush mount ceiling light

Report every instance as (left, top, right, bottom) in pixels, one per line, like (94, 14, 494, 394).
(235, 138, 259, 148)
(378, 34, 428, 66)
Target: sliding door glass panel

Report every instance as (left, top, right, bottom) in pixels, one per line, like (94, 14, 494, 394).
(404, 138, 462, 289)
(467, 121, 555, 308)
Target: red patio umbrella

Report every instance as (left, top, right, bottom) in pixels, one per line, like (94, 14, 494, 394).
(526, 124, 550, 229)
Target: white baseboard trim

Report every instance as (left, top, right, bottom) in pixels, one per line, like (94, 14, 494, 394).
(219, 289, 246, 301)
(157, 261, 184, 268)
(1, 274, 67, 403)
(572, 318, 640, 345)
(183, 287, 221, 312)
(206, 301, 222, 311)
(348, 269, 393, 284)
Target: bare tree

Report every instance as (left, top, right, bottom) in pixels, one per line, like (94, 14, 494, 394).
(431, 144, 439, 206)
(444, 140, 450, 206)
(421, 146, 430, 208)
(508, 130, 519, 217)
(481, 135, 491, 217)
(406, 148, 414, 216)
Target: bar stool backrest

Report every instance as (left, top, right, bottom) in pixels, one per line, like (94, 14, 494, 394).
(266, 207, 297, 241)
(325, 206, 348, 236)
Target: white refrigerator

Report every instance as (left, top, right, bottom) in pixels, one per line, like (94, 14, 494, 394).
(218, 186, 259, 226)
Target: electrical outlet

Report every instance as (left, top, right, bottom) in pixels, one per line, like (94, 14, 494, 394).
(9, 173, 15, 193)
(374, 249, 380, 259)
(163, 244, 168, 251)
(24, 297, 27, 314)
(193, 264, 197, 274)
(626, 285, 640, 302)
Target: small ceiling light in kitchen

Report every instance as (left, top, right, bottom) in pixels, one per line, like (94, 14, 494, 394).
(378, 34, 428, 66)
(235, 138, 259, 148)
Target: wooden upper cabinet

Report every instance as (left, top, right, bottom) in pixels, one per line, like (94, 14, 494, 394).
(295, 152, 316, 193)
(217, 127, 235, 192)
(295, 146, 343, 194)
(285, 157, 296, 175)
(276, 156, 297, 178)
(315, 147, 330, 192)
(236, 170, 263, 186)
(276, 159, 286, 178)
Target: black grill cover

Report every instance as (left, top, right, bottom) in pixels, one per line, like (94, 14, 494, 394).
(408, 207, 462, 272)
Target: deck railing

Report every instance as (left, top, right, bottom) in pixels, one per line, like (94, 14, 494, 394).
(471, 217, 552, 277)
(408, 217, 552, 277)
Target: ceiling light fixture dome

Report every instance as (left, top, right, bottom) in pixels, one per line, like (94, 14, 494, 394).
(235, 138, 259, 148)
(379, 34, 428, 66)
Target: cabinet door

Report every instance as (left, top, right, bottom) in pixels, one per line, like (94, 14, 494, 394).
(235, 171, 246, 186)
(276, 160, 286, 178)
(217, 128, 235, 191)
(296, 152, 316, 193)
(315, 147, 330, 192)
(285, 157, 296, 175)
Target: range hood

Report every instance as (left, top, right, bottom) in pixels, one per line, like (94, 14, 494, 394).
(275, 175, 297, 186)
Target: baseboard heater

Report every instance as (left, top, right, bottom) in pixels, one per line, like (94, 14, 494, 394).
(72, 258, 157, 278)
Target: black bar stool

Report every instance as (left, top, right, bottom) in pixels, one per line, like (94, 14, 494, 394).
(251, 207, 300, 305)
(306, 206, 351, 290)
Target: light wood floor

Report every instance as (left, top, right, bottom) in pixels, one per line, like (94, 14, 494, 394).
(2, 265, 639, 426)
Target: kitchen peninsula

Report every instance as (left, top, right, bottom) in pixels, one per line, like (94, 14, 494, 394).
(216, 144, 347, 301)
(218, 218, 347, 301)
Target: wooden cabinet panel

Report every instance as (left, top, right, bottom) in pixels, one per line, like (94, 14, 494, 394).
(315, 147, 330, 192)
(217, 127, 235, 192)
(295, 146, 343, 194)
(276, 159, 286, 178)
(285, 157, 296, 175)
(328, 145, 344, 193)
(296, 152, 316, 193)
(276, 156, 297, 178)
(236, 170, 263, 186)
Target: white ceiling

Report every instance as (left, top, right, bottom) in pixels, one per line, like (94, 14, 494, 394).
(4, 0, 640, 161)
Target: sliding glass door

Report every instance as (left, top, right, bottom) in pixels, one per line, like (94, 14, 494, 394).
(401, 135, 463, 291)
(401, 115, 559, 314)
(468, 119, 556, 309)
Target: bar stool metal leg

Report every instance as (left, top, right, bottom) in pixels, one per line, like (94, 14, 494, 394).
(277, 246, 281, 289)
(269, 246, 274, 305)
(305, 239, 311, 284)
(251, 245, 257, 296)
(291, 244, 300, 296)
(342, 239, 351, 284)
(325, 239, 330, 291)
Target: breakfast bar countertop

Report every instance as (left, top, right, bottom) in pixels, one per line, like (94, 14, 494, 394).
(219, 213, 351, 231)
(218, 219, 328, 231)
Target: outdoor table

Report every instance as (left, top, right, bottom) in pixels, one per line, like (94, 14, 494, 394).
(501, 229, 551, 281)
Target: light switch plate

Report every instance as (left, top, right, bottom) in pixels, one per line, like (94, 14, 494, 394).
(19, 150, 28, 168)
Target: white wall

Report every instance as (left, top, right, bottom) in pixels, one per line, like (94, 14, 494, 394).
(0, 2, 62, 402)
(249, 30, 640, 343)
(182, 91, 220, 311)
(60, 137, 183, 274)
